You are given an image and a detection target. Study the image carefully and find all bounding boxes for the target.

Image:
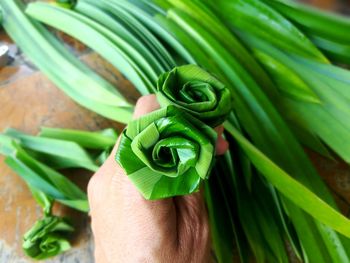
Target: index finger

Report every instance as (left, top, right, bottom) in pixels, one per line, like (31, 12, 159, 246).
(109, 95, 160, 158)
(89, 94, 174, 210)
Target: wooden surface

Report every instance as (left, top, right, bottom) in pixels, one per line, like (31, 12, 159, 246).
(0, 60, 97, 263)
(0, 32, 138, 262)
(1, 1, 350, 262)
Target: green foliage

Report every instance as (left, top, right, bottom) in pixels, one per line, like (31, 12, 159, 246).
(116, 106, 216, 199)
(156, 64, 232, 127)
(23, 216, 74, 260)
(2, 0, 350, 261)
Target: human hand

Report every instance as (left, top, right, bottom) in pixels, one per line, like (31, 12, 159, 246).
(88, 95, 229, 263)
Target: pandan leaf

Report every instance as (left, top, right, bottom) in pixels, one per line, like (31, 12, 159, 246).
(211, 0, 328, 62)
(0, 135, 88, 212)
(253, 50, 320, 104)
(266, 0, 350, 43)
(116, 105, 217, 199)
(0, 0, 133, 123)
(156, 65, 232, 127)
(5, 128, 99, 172)
(225, 122, 350, 238)
(26, 1, 155, 95)
(22, 216, 74, 260)
(55, 0, 77, 9)
(310, 35, 350, 65)
(103, 0, 195, 64)
(29, 187, 53, 216)
(39, 127, 118, 150)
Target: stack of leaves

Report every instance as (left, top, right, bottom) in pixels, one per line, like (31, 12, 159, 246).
(1, 0, 350, 261)
(0, 127, 118, 258)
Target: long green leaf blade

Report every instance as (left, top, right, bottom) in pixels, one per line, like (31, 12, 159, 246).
(225, 122, 350, 238)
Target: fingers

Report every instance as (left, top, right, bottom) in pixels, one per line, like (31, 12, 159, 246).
(91, 94, 160, 197)
(88, 95, 160, 205)
(133, 94, 160, 119)
(89, 97, 229, 213)
(107, 95, 160, 158)
(133, 96, 229, 156)
(174, 191, 210, 258)
(88, 94, 173, 217)
(88, 95, 219, 262)
(93, 236, 110, 263)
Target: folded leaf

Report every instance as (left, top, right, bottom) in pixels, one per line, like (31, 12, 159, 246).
(116, 105, 217, 199)
(23, 216, 74, 260)
(29, 187, 53, 216)
(156, 65, 232, 127)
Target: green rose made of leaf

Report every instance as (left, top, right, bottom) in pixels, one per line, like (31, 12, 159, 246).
(156, 65, 232, 127)
(22, 216, 74, 260)
(116, 105, 217, 200)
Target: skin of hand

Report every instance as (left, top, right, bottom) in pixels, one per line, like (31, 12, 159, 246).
(88, 95, 229, 263)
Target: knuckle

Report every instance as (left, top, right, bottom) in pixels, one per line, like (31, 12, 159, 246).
(135, 94, 156, 106)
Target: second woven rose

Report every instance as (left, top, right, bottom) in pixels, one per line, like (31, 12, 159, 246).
(156, 65, 232, 127)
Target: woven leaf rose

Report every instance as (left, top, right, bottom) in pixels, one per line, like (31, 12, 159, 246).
(116, 105, 217, 199)
(156, 65, 232, 127)
(22, 216, 74, 260)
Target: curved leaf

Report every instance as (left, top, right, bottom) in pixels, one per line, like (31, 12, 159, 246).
(116, 105, 217, 199)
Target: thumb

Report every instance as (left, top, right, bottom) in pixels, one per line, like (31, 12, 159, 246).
(89, 94, 174, 219)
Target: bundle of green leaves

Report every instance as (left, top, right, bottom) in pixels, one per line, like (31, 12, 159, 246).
(0, 127, 118, 258)
(1, 0, 350, 261)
